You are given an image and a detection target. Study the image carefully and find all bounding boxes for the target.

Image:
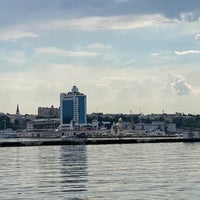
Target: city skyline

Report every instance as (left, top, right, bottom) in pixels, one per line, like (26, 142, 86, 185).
(1, 0, 200, 114)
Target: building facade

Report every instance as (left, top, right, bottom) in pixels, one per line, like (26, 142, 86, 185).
(27, 118, 60, 131)
(60, 86, 87, 128)
(38, 105, 59, 118)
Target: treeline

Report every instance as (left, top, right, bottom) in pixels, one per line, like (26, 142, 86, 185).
(0, 115, 26, 130)
(173, 115, 200, 129)
(1, 113, 200, 130)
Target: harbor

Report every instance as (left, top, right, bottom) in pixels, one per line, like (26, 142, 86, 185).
(1, 85, 200, 147)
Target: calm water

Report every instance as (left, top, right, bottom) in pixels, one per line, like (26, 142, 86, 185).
(0, 142, 200, 199)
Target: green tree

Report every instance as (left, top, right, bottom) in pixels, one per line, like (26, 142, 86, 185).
(0, 115, 11, 130)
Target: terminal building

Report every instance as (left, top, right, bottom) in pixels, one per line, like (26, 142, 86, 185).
(59, 86, 87, 129)
(26, 118, 60, 131)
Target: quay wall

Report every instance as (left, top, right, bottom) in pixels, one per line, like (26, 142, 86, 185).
(1, 137, 200, 147)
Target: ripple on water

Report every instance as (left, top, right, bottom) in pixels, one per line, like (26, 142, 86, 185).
(0, 143, 200, 199)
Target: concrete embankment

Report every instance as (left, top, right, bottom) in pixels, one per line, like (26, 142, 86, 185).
(1, 137, 200, 147)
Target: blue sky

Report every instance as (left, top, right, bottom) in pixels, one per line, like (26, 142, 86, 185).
(1, 0, 200, 114)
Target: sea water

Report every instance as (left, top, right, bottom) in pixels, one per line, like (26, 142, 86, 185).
(0, 142, 200, 199)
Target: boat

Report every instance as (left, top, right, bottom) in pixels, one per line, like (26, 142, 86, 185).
(0, 129, 17, 138)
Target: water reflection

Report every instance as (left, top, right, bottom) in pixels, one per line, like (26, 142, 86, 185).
(0, 145, 88, 199)
(59, 145, 88, 193)
(2, 143, 200, 199)
(34, 145, 88, 199)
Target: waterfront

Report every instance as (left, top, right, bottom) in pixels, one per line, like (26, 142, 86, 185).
(1, 143, 200, 199)
(1, 136, 200, 147)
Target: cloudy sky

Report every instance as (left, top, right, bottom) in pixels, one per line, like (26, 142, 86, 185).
(1, 0, 200, 115)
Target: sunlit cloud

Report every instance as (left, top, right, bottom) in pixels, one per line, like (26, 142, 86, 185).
(0, 63, 165, 113)
(166, 72, 200, 95)
(1, 61, 200, 114)
(174, 50, 200, 55)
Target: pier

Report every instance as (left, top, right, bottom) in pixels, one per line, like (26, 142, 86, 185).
(1, 137, 200, 147)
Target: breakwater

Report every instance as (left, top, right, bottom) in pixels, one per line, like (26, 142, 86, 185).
(1, 137, 200, 147)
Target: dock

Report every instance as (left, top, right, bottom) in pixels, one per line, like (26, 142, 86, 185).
(1, 137, 200, 147)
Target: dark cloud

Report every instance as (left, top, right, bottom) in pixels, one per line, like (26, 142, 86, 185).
(60, 0, 200, 19)
(0, 0, 63, 27)
(0, 0, 200, 27)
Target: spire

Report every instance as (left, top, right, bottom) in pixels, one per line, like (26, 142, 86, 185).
(16, 104, 20, 115)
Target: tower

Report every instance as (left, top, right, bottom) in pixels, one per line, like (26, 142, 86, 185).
(15, 104, 21, 121)
(60, 86, 87, 129)
(16, 104, 20, 115)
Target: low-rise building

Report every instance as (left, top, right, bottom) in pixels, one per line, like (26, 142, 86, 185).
(38, 105, 59, 118)
(134, 121, 176, 133)
(26, 118, 60, 131)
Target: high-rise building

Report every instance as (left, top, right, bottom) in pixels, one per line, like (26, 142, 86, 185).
(60, 86, 87, 128)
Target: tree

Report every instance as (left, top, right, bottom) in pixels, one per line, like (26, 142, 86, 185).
(0, 115, 11, 130)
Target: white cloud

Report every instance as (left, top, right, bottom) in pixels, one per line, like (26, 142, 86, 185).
(37, 14, 180, 31)
(174, 50, 200, 55)
(0, 63, 162, 114)
(166, 72, 199, 95)
(0, 13, 185, 42)
(34, 46, 99, 57)
(1, 63, 200, 114)
(0, 30, 38, 41)
(180, 12, 196, 22)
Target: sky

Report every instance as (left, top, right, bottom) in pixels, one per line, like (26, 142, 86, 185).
(1, 0, 200, 115)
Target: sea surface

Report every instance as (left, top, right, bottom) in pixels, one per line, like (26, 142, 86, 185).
(0, 141, 200, 199)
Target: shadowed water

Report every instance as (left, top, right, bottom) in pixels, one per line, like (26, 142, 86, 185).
(0, 142, 200, 199)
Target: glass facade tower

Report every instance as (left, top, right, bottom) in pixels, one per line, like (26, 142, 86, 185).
(60, 86, 87, 128)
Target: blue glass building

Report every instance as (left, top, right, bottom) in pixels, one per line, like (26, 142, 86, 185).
(60, 86, 87, 128)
